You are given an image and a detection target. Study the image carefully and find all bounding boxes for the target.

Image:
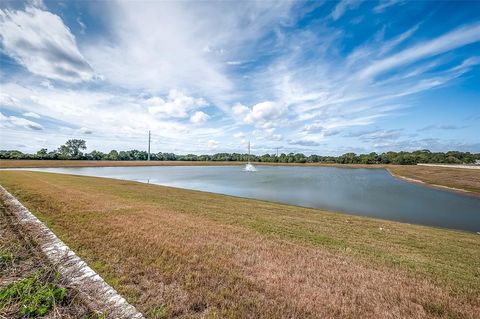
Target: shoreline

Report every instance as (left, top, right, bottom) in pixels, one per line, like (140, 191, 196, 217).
(0, 159, 388, 169)
(386, 169, 479, 198)
(3, 168, 479, 231)
(0, 160, 480, 197)
(2, 159, 478, 169)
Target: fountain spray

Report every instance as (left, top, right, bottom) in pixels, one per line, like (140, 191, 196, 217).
(245, 140, 257, 172)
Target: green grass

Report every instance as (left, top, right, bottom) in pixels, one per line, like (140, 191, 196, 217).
(147, 305, 168, 319)
(0, 252, 14, 269)
(0, 271, 67, 317)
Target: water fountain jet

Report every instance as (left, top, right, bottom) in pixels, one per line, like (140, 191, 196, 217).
(244, 141, 257, 172)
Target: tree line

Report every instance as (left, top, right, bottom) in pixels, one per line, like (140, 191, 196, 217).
(1, 139, 479, 165)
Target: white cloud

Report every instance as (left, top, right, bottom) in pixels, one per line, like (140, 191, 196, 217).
(76, 17, 86, 34)
(83, 1, 295, 109)
(23, 112, 41, 119)
(144, 97, 165, 107)
(356, 129, 403, 141)
(233, 132, 245, 139)
(0, 82, 229, 153)
(0, 7, 94, 82)
(0, 93, 20, 107)
(245, 102, 282, 123)
(40, 80, 53, 88)
(79, 127, 93, 134)
(190, 111, 210, 124)
(450, 56, 480, 72)
(207, 139, 219, 149)
(1, 2, 478, 154)
(241, 18, 480, 148)
(358, 22, 480, 79)
(147, 90, 208, 119)
(289, 139, 321, 147)
(233, 101, 288, 128)
(30, 0, 46, 9)
(302, 123, 326, 134)
(373, 0, 403, 13)
(0, 112, 43, 131)
(330, 0, 362, 21)
(253, 128, 283, 141)
(232, 103, 250, 117)
(378, 24, 420, 56)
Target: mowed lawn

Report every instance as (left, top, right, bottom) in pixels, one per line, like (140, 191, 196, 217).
(0, 171, 479, 318)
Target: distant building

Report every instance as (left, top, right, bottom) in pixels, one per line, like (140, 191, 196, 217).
(475, 160, 480, 165)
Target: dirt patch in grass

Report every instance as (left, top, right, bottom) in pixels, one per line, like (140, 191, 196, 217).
(0, 171, 479, 318)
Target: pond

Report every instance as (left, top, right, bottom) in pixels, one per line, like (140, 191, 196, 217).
(20, 165, 480, 232)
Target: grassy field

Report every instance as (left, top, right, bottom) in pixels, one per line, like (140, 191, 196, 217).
(0, 170, 478, 318)
(2, 159, 480, 196)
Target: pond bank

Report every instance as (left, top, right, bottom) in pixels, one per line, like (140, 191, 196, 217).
(0, 170, 478, 318)
(6, 165, 479, 231)
(387, 168, 480, 197)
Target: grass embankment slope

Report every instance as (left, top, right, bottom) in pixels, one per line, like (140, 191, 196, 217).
(2, 160, 480, 196)
(388, 165, 480, 195)
(0, 171, 478, 318)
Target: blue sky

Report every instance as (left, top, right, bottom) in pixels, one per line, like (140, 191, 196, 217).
(1, 0, 479, 155)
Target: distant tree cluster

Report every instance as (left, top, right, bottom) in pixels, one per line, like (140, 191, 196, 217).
(1, 140, 479, 165)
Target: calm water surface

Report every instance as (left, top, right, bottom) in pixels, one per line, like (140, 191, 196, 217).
(21, 166, 480, 232)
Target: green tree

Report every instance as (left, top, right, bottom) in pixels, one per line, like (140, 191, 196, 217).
(107, 150, 119, 161)
(57, 139, 87, 159)
(36, 148, 48, 159)
(86, 150, 105, 160)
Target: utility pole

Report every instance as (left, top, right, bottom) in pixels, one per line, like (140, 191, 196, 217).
(147, 130, 151, 161)
(276, 147, 279, 157)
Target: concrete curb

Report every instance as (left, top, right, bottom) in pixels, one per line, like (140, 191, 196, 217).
(0, 185, 145, 319)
